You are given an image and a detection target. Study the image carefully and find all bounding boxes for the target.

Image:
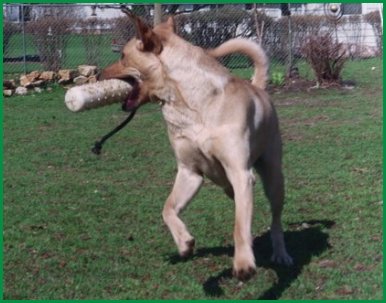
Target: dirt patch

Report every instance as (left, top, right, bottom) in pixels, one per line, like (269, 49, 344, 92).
(268, 77, 355, 94)
(268, 77, 357, 107)
(268, 78, 317, 94)
(281, 132, 304, 142)
(303, 114, 330, 126)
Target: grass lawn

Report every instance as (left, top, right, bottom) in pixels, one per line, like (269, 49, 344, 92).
(3, 33, 120, 75)
(3, 58, 383, 299)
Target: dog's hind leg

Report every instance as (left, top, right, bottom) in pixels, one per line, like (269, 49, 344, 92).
(254, 147, 293, 266)
(162, 166, 203, 257)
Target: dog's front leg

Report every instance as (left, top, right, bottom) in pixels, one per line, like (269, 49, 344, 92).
(162, 166, 203, 257)
(228, 169, 257, 281)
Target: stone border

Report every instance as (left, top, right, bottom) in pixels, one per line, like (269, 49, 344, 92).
(3, 65, 98, 97)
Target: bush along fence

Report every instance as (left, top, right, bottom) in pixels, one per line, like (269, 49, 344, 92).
(3, 3, 383, 87)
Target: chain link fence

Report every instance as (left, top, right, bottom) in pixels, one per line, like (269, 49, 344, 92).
(3, 3, 383, 80)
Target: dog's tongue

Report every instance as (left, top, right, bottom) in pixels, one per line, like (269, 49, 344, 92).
(122, 83, 140, 111)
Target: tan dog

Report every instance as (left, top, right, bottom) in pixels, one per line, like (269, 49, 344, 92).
(100, 14, 293, 281)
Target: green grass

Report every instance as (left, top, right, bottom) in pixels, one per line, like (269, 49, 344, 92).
(3, 59, 383, 299)
(4, 33, 120, 75)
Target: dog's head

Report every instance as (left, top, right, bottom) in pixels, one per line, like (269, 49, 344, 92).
(99, 12, 175, 112)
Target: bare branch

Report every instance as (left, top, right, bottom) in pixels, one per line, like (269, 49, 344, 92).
(121, 7, 133, 18)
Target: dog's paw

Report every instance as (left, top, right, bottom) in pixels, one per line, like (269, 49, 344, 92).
(233, 265, 256, 281)
(179, 238, 195, 258)
(271, 251, 293, 266)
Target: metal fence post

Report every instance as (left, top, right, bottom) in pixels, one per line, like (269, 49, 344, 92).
(287, 3, 293, 77)
(21, 4, 27, 74)
(154, 4, 162, 26)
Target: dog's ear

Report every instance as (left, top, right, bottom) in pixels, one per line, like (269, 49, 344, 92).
(166, 16, 175, 32)
(133, 17, 163, 53)
(122, 9, 162, 54)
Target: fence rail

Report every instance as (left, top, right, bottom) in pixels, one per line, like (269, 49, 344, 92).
(3, 3, 383, 79)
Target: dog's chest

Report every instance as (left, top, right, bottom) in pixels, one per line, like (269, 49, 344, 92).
(162, 104, 228, 184)
(162, 104, 204, 146)
(161, 103, 197, 131)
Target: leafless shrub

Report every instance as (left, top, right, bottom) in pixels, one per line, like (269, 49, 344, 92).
(26, 17, 71, 71)
(31, 5, 85, 20)
(174, 7, 262, 67)
(79, 19, 106, 66)
(175, 7, 252, 48)
(269, 15, 335, 63)
(251, 6, 273, 45)
(111, 16, 136, 45)
(301, 33, 347, 85)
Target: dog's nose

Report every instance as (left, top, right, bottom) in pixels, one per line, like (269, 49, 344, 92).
(96, 61, 125, 81)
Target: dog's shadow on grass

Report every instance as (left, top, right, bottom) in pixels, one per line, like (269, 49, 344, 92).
(168, 219, 335, 299)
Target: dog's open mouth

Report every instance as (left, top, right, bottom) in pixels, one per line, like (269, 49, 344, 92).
(121, 76, 140, 112)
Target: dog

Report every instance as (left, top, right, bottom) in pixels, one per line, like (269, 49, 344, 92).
(99, 13, 293, 281)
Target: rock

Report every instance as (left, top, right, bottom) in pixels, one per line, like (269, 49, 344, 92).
(34, 87, 43, 93)
(58, 69, 77, 81)
(78, 65, 98, 77)
(58, 78, 72, 85)
(39, 71, 56, 81)
(20, 71, 41, 87)
(20, 75, 32, 87)
(15, 86, 28, 95)
(3, 79, 16, 89)
(88, 75, 97, 83)
(30, 80, 45, 87)
(73, 75, 89, 85)
(27, 71, 41, 81)
(3, 89, 13, 97)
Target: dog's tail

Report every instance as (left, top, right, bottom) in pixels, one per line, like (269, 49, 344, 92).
(207, 38, 268, 90)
